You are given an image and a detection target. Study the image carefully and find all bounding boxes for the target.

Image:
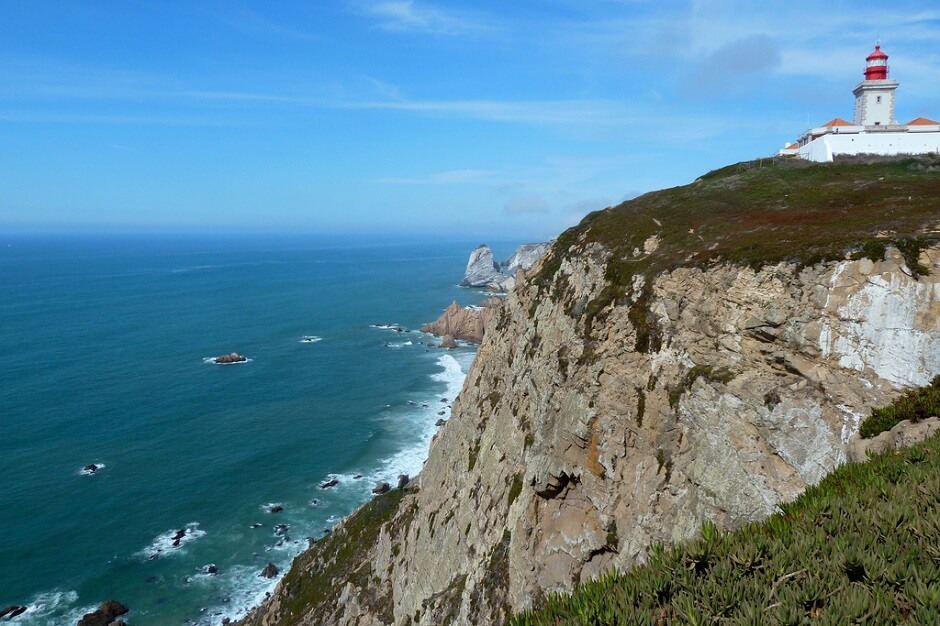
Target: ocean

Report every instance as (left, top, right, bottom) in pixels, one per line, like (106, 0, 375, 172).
(0, 235, 505, 625)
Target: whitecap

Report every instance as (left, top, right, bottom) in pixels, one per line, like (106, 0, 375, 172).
(11, 590, 92, 626)
(137, 522, 206, 560)
(299, 336, 322, 343)
(385, 341, 412, 348)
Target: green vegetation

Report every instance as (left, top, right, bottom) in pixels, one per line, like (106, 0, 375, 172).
(859, 375, 940, 438)
(251, 488, 408, 626)
(668, 365, 736, 409)
(511, 380, 940, 625)
(508, 473, 524, 507)
(533, 156, 940, 344)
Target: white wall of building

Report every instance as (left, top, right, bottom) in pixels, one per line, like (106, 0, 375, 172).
(853, 81, 897, 126)
(799, 132, 940, 162)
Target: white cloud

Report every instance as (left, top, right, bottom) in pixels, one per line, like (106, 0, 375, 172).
(350, 1, 494, 36)
(377, 169, 492, 184)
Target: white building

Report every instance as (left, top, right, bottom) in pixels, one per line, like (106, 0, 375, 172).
(780, 45, 940, 162)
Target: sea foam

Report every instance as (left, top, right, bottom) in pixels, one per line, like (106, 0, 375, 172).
(137, 522, 206, 560)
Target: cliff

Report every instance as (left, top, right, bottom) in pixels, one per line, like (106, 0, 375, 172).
(241, 157, 940, 626)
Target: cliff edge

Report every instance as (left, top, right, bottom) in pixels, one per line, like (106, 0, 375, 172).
(241, 157, 940, 626)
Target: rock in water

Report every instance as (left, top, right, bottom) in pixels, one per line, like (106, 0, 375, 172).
(372, 482, 390, 494)
(397, 474, 410, 489)
(420, 298, 502, 344)
(76, 600, 128, 626)
(438, 334, 458, 349)
(459, 244, 502, 287)
(260, 563, 279, 579)
(213, 352, 247, 364)
(0, 606, 27, 620)
(459, 242, 550, 291)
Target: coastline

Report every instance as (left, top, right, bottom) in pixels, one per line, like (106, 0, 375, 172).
(0, 237, 491, 626)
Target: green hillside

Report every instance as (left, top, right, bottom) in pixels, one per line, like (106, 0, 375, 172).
(511, 383, 940, 626)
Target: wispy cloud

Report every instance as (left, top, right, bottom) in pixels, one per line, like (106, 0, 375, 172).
(377, 169, 492, 184)
(205, 4, 318, 41)
(504, 195, 551, 215)
(349, 1, 495, 36)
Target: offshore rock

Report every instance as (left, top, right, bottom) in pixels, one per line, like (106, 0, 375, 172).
(260, 563, 279, 579)
(459, 244, 502, 288)
(460, 243, 550, 291)
(214, 352, 247, 364)
(76, 600, 129, 626)
(421, 298, 502, 344)
(0, 606, 27, 621)
(500, 242, 551, 276)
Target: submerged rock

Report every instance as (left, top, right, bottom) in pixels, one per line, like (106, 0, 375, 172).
(319, 478, 339, 489)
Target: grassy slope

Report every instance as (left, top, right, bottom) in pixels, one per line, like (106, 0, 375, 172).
(534, 156, 940, 344)
(512, 384, 940, 626)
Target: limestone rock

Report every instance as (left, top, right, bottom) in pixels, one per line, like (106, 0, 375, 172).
(459, 245, 502, 288)
(460, 242, 550, 291)
(500, 243, 551, 275)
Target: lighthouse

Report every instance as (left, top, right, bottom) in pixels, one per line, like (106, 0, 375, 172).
(778, 43, 939, 162)
(852, 44, 898, 126)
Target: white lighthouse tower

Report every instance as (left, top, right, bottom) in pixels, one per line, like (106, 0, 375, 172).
(852, 44, 898, 126)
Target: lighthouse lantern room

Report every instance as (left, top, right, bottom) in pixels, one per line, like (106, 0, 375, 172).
(852, 44, 898, 126)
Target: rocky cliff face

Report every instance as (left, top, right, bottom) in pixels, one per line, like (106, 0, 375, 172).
(241, 159, 940, 626)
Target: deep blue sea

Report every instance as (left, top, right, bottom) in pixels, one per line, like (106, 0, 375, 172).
(0, 235, 506, 625)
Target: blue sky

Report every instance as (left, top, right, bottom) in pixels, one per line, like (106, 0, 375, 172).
(1, 1, 939, 239)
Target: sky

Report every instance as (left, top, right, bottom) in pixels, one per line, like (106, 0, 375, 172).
(1, 1, 939, 240)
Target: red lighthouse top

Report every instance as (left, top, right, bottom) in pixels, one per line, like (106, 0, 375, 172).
(864, 44, 889, 80)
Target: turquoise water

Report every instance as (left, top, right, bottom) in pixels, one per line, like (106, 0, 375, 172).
(0, 236, 500, 625)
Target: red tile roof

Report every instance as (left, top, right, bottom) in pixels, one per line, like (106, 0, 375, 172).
(907, 117, 940, 126)
(821, 118, 853, 127)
